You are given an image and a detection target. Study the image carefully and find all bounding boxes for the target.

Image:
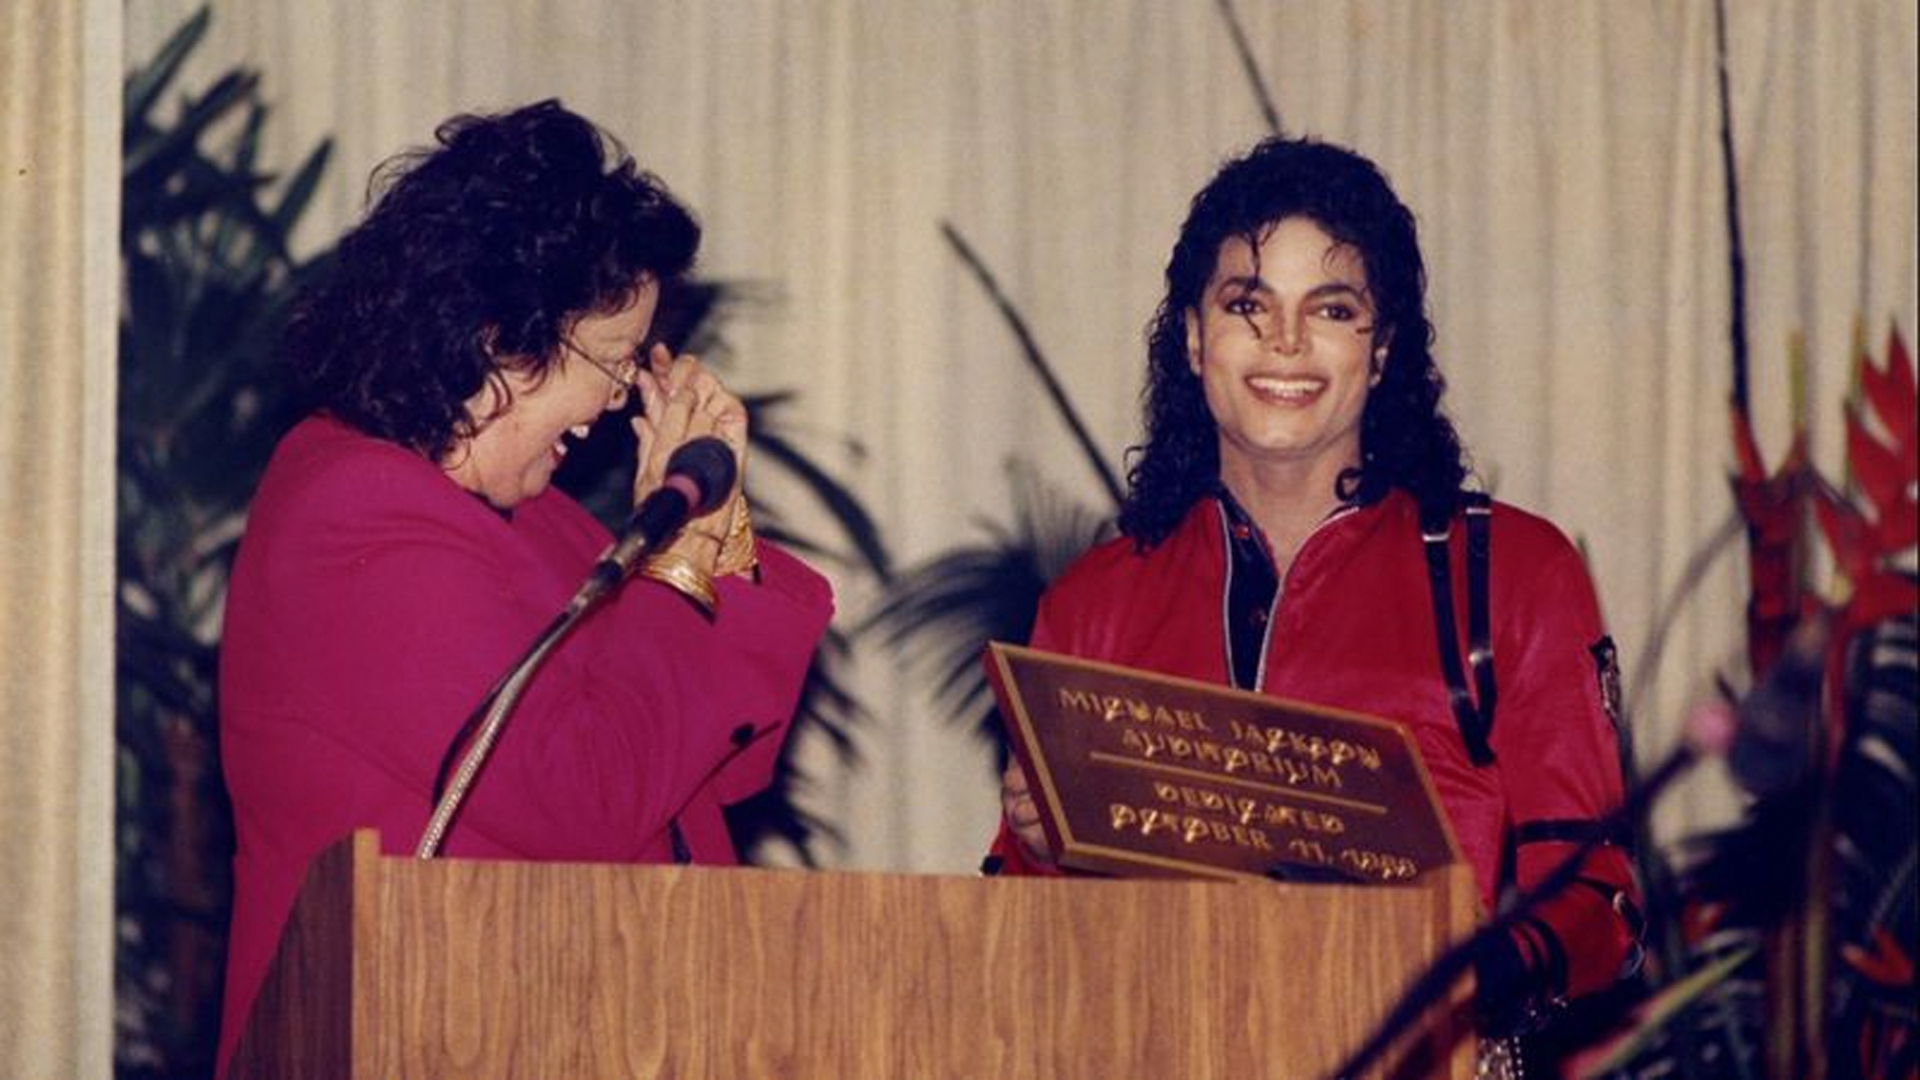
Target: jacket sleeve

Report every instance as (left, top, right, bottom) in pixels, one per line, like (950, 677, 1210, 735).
(229, 455, 831, 862)
(705, 540, 836, 804)
(1487, 524, 1641, 1004)
(983, 583, 1073, 877)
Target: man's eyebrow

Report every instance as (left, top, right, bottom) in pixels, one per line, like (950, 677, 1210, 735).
(1212, 275, 1370, 301)
(1214, 273, 1270, 294)
(1305, 280, 1370, 299)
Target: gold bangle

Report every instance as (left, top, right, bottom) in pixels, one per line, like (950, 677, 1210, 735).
(715, 501, 759, 579)
(639, 551, 719, 617)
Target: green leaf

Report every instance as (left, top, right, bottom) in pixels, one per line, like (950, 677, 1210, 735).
(267, 139, 334, 252)
(124, 68, 260, 184)
(122, 5, 210, 131)
(751, 426, 891, 577)
(1570, 946, 1758, 1078)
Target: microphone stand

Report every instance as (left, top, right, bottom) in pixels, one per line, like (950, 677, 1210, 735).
(414, 538, 661, 859)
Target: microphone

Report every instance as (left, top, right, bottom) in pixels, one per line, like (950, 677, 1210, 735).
(600, 437, 737, 578)
(420, 435, 737, 858)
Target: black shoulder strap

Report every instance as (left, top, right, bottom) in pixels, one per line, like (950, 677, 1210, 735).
(1421, 493, 1497, 766)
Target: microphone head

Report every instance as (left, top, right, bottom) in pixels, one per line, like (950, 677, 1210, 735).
(665, 437, 737, 515)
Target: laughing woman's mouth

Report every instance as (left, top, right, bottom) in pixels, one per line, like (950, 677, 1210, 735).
(552, 423, 594, 460)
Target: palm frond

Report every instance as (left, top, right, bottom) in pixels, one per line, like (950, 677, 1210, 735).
(122, 5, 209, 132)
(864, 462, 1113, 749)
(936, 222, 1124, 509)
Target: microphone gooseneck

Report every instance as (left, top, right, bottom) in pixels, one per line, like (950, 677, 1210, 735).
(417, 435, 738, 859)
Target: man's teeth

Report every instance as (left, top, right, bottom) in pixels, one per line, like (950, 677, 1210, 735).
(1249, 376, 1324, 396)
(569, 424, 591, 439)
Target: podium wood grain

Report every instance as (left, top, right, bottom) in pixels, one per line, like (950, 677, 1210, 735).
(231, 830, 1477, 1078)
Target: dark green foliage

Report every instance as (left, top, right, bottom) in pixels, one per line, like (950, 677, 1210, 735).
(117, 8, 333, 1076)
(864, 464, 1114, 757)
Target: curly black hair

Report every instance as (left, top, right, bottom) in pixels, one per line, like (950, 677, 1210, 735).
(1118, 137, 1469, 547)
(285, 99, 701, 461)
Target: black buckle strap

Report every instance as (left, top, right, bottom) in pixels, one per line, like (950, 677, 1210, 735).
(1512, 817, 1630, 847)
(1421, 494, 1497, 765)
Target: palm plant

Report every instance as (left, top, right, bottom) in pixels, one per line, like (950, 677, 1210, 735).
(861, 222, 1119, 754)
(117, 9, 331, 1075)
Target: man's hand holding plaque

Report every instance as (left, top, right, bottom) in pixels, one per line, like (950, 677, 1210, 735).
(986, 643, 1462, 884)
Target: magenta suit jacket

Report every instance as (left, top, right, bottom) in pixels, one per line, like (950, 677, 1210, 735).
(215, 415, 833, 1072)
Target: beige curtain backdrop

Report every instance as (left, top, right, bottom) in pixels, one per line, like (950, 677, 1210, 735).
(115, 0, 1917, 867)
(0, 0, 120, 1077)
(8, 3, 1909, 1068)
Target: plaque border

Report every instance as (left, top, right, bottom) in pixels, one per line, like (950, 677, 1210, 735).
(986, 641, 1464, 882)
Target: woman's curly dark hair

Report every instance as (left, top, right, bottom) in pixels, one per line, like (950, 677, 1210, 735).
(1118, 137, 1468, 547)
(285, 99, 700, 461)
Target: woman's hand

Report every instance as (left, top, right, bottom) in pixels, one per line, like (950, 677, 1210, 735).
(1001, 757, 1055, 865)
(632, 344, 748, 575)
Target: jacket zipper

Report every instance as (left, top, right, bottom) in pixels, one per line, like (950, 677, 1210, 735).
(1217, 501, 1358, 693)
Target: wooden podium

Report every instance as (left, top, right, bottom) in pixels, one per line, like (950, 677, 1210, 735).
(230, 831, 1480, 1078)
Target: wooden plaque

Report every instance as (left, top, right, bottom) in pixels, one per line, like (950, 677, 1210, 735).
(986, 642, 1461, 883)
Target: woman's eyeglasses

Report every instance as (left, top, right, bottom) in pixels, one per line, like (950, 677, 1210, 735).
(560, 338, 641, 393)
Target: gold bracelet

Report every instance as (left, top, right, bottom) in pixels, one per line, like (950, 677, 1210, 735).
(639, 550, 719, 617)
(716, 501, 759, 579)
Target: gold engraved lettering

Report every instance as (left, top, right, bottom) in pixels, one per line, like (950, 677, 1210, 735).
(1107, 800, 1282, 854)
(1287, 838, 1332, 865)
(1059, 688, 1100, 716)
(1143, 704, 1212, 732)
(1140, 808, 1176, 836)
(1337, 848, 1420, 882)
(1293, 733, 1326, 762)
(1310, 763, 1343, 789)
(1257, 804, 1346, 834)
(1302, 810, 1345, 835)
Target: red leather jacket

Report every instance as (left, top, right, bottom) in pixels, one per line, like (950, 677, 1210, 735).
(990, 490, 1637, 1001)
